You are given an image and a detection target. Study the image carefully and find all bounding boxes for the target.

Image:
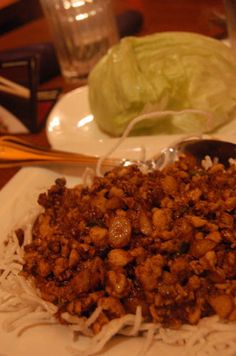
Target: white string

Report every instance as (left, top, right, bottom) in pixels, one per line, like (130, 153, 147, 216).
(96, 109, 213, 176)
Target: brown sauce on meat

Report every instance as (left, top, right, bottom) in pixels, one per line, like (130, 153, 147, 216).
(22, 156, 236, 332)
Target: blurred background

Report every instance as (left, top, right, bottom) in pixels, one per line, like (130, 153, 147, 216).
(0, 0, 233, 187)
(0, 0, 226, 38)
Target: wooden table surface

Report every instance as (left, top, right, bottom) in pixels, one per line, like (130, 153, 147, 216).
(0, 0, 226, 189)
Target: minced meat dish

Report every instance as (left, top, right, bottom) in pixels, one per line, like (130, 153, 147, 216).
(20, 155, 236, 333)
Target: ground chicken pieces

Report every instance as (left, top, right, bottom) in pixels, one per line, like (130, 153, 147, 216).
(22, 157, 236, 331)
(89, 226, 108, 247)
(152, 208, 172, 231)
(106, 270, 130, 298)
(135, 255, 164, 291)
(107, 249, 132, 267)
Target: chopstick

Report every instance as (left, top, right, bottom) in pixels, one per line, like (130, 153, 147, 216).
(0, 75, 30, 99)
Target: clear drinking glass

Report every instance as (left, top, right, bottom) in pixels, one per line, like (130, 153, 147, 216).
(40, 0, 119, 81)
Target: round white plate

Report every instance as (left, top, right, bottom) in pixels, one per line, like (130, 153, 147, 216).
(46, 86, 236, 160)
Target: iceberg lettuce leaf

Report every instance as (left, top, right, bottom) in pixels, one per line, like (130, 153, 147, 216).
(88, 32, 236, 136)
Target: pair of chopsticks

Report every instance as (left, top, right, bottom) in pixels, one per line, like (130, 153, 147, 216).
(0, 75, 30, 99)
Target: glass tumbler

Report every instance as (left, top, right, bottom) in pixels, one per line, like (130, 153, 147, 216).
(40, 0, 119, 81)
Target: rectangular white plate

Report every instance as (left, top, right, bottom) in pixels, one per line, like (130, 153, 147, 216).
(0, 163, 234, 356)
